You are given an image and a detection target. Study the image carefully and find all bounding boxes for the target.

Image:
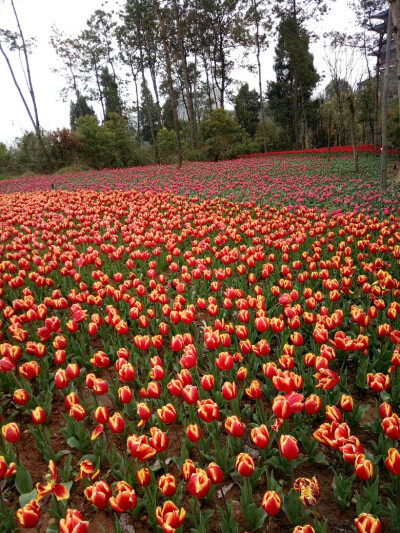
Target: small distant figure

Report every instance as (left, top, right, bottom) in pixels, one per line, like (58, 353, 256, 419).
(51, 183, 55, 190)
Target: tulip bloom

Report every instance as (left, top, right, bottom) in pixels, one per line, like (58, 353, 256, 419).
(187, 469, 211, 498)
(197, 399, 220, 423)
(127, 434, 157, 461)
(261, 490, 282, 516)
(156, 500, 186, 533)
(207, 462, 224, 484)
(279, 435, 299, 460)
(235, 452, 255, 477)
(182, 459, 196, 481)
(149, 427, 169, 453)
(293, 527, 316, 533)
(339, 394, 354, 413)
(225, 415, 244, 437)
(354, 513, 381, 533)
(0, 456, 16, 480)
(37, 460, 70, 501)
(251, 424, 270, 450)
(108, 481, 137, 513)
(294, 477, 320, 506)
(245, 380, 263, 399)
(304, 394, 322, 415)
(158, 473, 177, 497)
(108, 412, 125, 434)
(74, 460, 99, 482)
(2, 422, 21, 443)
(355, 454, 374, 481)
(31, 406, 46, 425)
(157, 403, 177, 424)
(137, 467, 151, 487)
(385, 448, 400, 475)
(382, 414, 400, 440)
(84, 480, 112, 510)
(186, 424, 201, 442)
(367, 373, 390, 393)
(17, 499, 41, 528)
(59, 509, 89, 533)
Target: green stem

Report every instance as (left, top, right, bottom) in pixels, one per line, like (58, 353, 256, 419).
(193, 498, 199, 530)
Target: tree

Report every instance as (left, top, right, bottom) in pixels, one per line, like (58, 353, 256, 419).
(324, 34, 363, 172)
(139, 79, 160, 144)
(201, 108, 248, 160)
(70, 95, 96, 130)
(153, 0, 183, 168)
(234, 83, 260, 137)
(242, 0, 271, 152)
(196, 0, 242, 109)
(348, 1, 387, 148)
(390, 1, 400, 127)
(0, 0, 52, 168)
(101, 66, 123, 119)
(50, 27, 87, 105)
(267, 12, 319, 149)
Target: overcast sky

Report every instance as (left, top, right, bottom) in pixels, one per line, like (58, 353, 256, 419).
(0, 0, 361, 145)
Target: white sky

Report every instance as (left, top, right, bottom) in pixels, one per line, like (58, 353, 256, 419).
(0, 0, 362, 145)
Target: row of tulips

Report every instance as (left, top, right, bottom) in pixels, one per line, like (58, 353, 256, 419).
(238, 144, 397, 158)
(0, 158, 400, 531)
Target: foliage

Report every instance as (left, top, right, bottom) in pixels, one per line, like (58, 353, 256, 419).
(234, 83, 260, 137)
(69, 96, 96, 131)
(201, 108, 249, 160)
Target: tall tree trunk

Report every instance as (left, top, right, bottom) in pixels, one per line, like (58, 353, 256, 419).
(391, 1, 400, 131)
(347, 93, 359, 173)
(2, 0, 54, 170)
(293, 75, 300, 149)
(381, 7, 393, 192)
(202, 55, 213, 113)
(138, 40, 159, 162)
(373, 35, 384, 149)
(173, 0, 198, 148)
(299, 81, 310, 149)
(94, 63, 106, 121)
(327, 116, 331, 162)
(255, 13, 267, 152)
(153, 0, 183, 168)
(133, 71, 141, 147)
(147, 56, 163, 126)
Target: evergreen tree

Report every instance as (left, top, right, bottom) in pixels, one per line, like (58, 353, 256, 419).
(139, 80, 160, 143)
(267, 13, 319, 149)
(101, 67, 123, 119)
(70, 95, 96, 130)
(234, 83, 260, 137)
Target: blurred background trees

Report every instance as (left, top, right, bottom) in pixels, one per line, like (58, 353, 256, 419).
(1, 0, 399, 178)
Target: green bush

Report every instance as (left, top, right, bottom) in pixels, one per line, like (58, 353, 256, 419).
(200, 109, 249, 160)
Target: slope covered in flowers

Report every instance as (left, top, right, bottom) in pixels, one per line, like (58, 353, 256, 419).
(1, 154, 399, 218)
(0, 154, 399, 532)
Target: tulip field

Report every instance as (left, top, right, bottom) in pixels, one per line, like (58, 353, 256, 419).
(1, 151, 400, 533)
